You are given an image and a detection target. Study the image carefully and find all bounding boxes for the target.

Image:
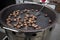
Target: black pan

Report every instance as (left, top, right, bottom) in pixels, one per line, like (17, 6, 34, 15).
(0, 3, 56, 32)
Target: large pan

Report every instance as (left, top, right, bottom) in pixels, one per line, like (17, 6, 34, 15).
(0, 3, 56, 32)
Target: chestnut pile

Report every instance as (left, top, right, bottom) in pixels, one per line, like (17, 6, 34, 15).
(6, 9, 41, 29)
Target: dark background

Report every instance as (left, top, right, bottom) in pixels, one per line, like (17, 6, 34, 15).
(0, 0, 16, 10)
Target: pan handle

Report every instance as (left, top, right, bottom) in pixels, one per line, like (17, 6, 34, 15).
(3, 27, 19, 32)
